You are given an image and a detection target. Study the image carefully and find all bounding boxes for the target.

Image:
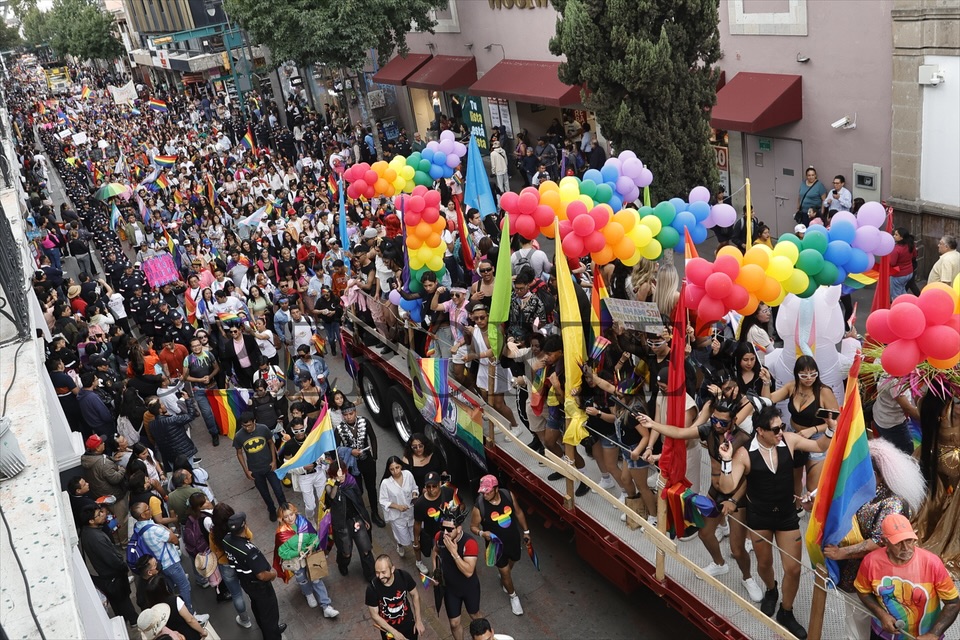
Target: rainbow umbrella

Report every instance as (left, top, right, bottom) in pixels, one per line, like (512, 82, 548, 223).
(94, 182, 133, 201)
(485, 533, 503, 567)
(526, 540, 541, 571)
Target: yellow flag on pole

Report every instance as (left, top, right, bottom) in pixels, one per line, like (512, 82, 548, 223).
(554, 221, 589, 446)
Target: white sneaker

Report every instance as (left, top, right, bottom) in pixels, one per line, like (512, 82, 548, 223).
(509, 593, 524, 616)
(716, 522, 730, 540)
(745, 538, 754, 554)
(599, 475, 617, 490)
(620, 511, 627, 522)
(742, 577, 764, 602)
(236, 615, 253, 629)
(396, 544, 405, 558)
(306, 593, 318, 608)
(619, 491, 628, 503)
(647, 515, 658, 526)
(416, 560, 429, 575)
(323, 605, 340, 618)
(194, 613, 210, 626)
(696, 562, 730, 580)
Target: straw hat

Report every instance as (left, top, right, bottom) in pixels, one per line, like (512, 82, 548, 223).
(136, 603, 171, 640)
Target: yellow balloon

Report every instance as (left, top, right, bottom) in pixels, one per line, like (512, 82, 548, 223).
(743, 246, 770, 270)
(631, 224, 653, 247)
(427, 255, 444, 272)
(389, 155, 407, 169)
(410, 256, 424, 270)
(772, 241, 799, 265)
(717, 245, 744, 264)
(640, 215, 662, 237)
(400, 166, 415, 181)
(623, 249, 642, 267)
(783, 269, 809, 295)
(768, 287, 788, 308)
(393, 177, 407, 193)
(559, 176, 580, 189)
(416, 246, 433, 265)
(766, 255, 793, 282)
(640, 239, 663, 261)
(578, 194, 594, 208)
(538, 180, 559, 194)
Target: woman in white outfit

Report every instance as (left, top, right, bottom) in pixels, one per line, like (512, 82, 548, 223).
(378, 456, 417, 558)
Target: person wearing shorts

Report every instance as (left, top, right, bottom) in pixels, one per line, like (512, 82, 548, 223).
(470, 475, 529, 616)
(465, 305, 516, 428)
(432, 506, 483, 640)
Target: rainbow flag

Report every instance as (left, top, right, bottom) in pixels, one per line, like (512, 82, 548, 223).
(155, 172, 169, 190)
(275, 403, 337, 479)
(110, 204, 121, 231)
(804, 354, 876, 584)
(590, 268, 612, 346)
(311, 333, 326, 356)
(526, 540, 541, 571)
(154, 155, 177, 168)
(36, 102, 46, 115)
(162, 227, 175, 254)
(555, 220, 588, 447)
(173, 190, 184, 205)
(206, 174, 216, 204)
(92, 166, 104, 185)
(485, 533, 503, 567)
(204, 389, 250, 440)
(147, 98, 168, 113)
(80, 85, 91, 100)
(412, 358, 450, 423)
(326, 174, 338, 200)
(217, 311, 241, 324)
(419, 572, 433, 590)
(241, 127, 255, 153)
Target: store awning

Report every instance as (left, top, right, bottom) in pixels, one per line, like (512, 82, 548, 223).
(372, 53, 431, 86)
(469, 59, 581, 107)
(710, 72, 802, 133)
(406, 55, 477, 91)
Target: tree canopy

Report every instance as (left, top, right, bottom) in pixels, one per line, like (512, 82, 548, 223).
(20, 0, 122, 60)
(550, 0, 721, 201)
(0, 20, 24, 50)
(224, 0, 448, 69)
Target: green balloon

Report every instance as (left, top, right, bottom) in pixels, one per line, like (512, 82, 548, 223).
(798, 278, 820, 298)
(579, 179, 598, 199)
(656, 226, 680, 250)
(414, 171, 432, 186)
(594, 183, 613, 203)
(638, 205, 654, 218)
(813, 261, 839, 286)
(796, 249, 825, 275)
(408, 152, 422, 165)
(409, 279, 422, 293)
(418, 159, 432, 173)
(801, 231, 828, 254)
(653, 201, 677, 226)
(779, 233, 803, 251)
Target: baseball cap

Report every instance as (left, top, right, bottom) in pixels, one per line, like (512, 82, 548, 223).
(85, 434, 104, 449)
(882, 514, 918, 544)
(478, 474, 499, 494)
(794, 224, 807, 234)
(226, 512, 247, 533)
(363, 228, 379, 240)
(424, 472, 442, 487)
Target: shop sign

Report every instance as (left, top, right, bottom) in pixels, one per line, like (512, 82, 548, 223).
(463, 95, 489, 156)
(758, 137, 772, 151)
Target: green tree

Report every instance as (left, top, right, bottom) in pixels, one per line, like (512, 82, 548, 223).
(550, 0, 721, 201)
(47, 0, 123, 61)
(21, 6, 53, 47)
(0, 21, 24, 50)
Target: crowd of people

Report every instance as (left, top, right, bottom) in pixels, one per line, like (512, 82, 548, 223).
(5, 54, 959, 640)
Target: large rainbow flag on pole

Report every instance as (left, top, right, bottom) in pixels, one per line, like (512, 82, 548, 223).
(203, 389, 251, 440)
(804, 354, 876, 583)
(275, 402, 337, 479)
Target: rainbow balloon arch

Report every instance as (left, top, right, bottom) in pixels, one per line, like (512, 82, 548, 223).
(341, 138, 960, 377)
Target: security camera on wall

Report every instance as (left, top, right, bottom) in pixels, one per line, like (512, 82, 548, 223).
(831, 116, 851, 129)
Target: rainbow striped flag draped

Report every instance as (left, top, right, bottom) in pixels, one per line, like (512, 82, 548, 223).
(275, 402, 337, 479)
(147, 98, 168, 113)
(326, 174, 338, 200)
(311, 333, 327, 356)
(154, 155, 177, 168)
(173, 190, 184, 205)
(80, 85, 92, 100)
(412, 358, 450, 423)
(155, 172, 170, 190)
(804, 354, 876, 583)
(241, 127, 255, 155)
(206, 174, 217, 204)
(204, 389, 250, 440)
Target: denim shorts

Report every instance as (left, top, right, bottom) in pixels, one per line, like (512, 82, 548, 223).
(546, 405, 563, 431)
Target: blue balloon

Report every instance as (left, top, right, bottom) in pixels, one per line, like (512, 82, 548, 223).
(824, 240, 852, 266)
(829, 220, 856, 244)
(674, 210, 697, 229)
(432, 151, 446, 167)
(583, 169, 604, 184)
(832, 266, 848, 286)
(600, 165, 620, 183)
(690, 223, 708, 244)
(410, 305, 423, 323)
(399, 297, 418, 311)
(669, 198, 688, 213)
(806, 224, 829, 237)
(607, 194, 623, 212)
(442, 165, 454, 179)
(421, 147, 435, 162)
(846, 247, 869, 274)
(429, 164, 444, 180)
(688, 201, 710, 222)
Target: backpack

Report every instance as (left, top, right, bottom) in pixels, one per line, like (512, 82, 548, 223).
(126, 523, 156, 570)
(529, 278, 556, 323)
(183, 515, 209, 556)
(512, 249, 533, 276)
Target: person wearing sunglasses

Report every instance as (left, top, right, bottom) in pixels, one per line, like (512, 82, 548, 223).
(760, 355, 839, 510)
(641, 398, 762, 603)
(432, 506, 483, 640)
(718, 405, 835, 639)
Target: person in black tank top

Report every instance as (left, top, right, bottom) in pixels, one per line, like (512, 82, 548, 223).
(718, 405, 836, 640)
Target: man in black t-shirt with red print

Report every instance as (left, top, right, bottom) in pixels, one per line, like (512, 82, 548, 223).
(366, 555, 424, 640)
(433, 506, 483, 640)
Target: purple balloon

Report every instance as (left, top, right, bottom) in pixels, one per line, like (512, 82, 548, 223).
(440, 129, 456, 142)
(445, 154, 460, 168)
(831, 210, 857, 227)
(622, 157, 644, 181)
(711, 203, 737, 227)
(637, 167, 653, 188)
(388, 289, 402, 305)
(857, 201, 886, 228)
(689, 185, 711, 203)
(426, 140, 440, 151)
(866, 253, 876, 271)
(702, 210, 715, 228)
(438, 138, 455, 155)
(624, 185, 640, 204)
(852, 225, 880, 253)
(875, 231, 896, 256)
(617, 150, 637, 162)
(453, 142, 467, 157)
(604, 157, 622, 171)
(615, 175, 634, 195)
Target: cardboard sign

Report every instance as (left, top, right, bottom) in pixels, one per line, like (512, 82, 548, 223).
(603, 299, 664, 332)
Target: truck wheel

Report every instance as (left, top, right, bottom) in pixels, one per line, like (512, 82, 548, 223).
(387, 386, 424, 444)
(358, 364, 389, 427)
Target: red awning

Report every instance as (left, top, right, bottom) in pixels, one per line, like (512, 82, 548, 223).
(372, 53, 431, 86)
(469, 59, 581, 107)
(710, 72, 802, 133)
(406, 56, 477, 91)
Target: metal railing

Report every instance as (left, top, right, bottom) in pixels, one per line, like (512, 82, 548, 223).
(0, 211, 31, 342)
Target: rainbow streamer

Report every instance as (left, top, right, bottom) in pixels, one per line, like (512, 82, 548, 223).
(804, 355, 876, 583)
(485, 533, 503, 567)
(204, 389, 250, 440)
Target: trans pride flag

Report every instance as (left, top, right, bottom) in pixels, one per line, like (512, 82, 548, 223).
(275, 403, 337, 479)
(804, 354, 876, 583)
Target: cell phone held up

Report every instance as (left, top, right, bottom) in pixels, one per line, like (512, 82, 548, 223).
(816, 408, 840, 420)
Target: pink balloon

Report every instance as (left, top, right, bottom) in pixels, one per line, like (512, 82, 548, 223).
(562, 233, 584, 258)
(533, 205, 556, 228)
(408, 195, 425, 213)
(705, 272, 733, 299)
(404, 211, 422, 226)
(881, 339, 923, 377)
(698, 296, 728, 323)
(364, 170, 378, 185)
(887, 303, 927, 340)
(891, 294, 920, 308)
(499, 191, 520, 212)
(421, 207, 439, 224)
(917, 325, 960, 360)
(686, 258, 713, 286)
(567, 200, 589, 220)
(866, 309, 897, 343)
(353, 179, 368, 194)
(572, 215, 595, 236)
(589, 206, 610, 229)
(917, 289, 956, 326)
(515, 214, 539, 240)
(412, 185, 428, 196)
(518, 192, 539, 215)
(558, 219, 573, 238)
(714, 255, 741, 280)
(686, 284, 707, 309)
(584, 231, 606, 254)
(424, 190, 442, 208)
(347, 184, 360, 200)
(725, 285, 750, 310)
(689, 186, 711, 203)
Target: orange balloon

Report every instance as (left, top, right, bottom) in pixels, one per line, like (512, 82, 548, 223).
(372, 161, 388, 174)
(614, 237, 634, 261)
(540, 223, 556, 238)
(612, 210, 637, 233)
(592, 246, 615, 265)
(736, 264, 766, 292)
(539, 190, 562, 214)
(717, 245, 744, 264)
(603, 222, 625, 245)
(375, 178, 390, 194)
(426, 233, 442, 248)
(743, 246, 770, 271)
(415, 221, 432, 240)
(384, 168, 397, 182)
(737, 294, 760, 316)
(406, 234, 423, 250)
(431, 218, 446, 233)
(927, 353, 960, 370)
(758, 277, 782, 302)
(538, 180, 559, 194)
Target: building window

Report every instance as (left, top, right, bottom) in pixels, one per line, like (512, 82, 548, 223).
(727, 0, 807, 36)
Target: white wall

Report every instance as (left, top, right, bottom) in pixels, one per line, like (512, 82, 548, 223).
(919, 55, 960, 209)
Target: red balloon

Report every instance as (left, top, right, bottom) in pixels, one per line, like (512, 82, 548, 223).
(917, 289, 956, 326)
(499, 191, 520, 213)
(725, 285, 750, 310)
(420, 207, 439, 224)
(521, 186, 540, 198)
(364, 185, 376, 199)
(686, 284, 707, 309)
(515, 214, 539, 240)
(714, 255, 740, 280)
(567, 200, 589, 220)
(408, 195, 426, 213)
(533, 205, 556, 228)
(404, 211, 422, 227)
(705, 272, 733, 299)
(891, 294, 920, 308)
(562, 233, 584, 258)
(353, 179, 368, 194)
(518, 192, 539, 215)
(364, 170, 379, 185)
(424, 190, 442, 209)
(589, 206, 610, 229)
(686, 259, 713, 286)
(347, 184, 360, 200)
(698, 296, 728, 323)
(572, 215, 595, 236)
(411, 185, 428, 197)
(558, 219, 573, 238)
(584, 231, 606, 254)
(881, 339, 923, 377)
(866, 310, 897, 344)
(917, 325, 960, 360)
(887, 303, 927, 340)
